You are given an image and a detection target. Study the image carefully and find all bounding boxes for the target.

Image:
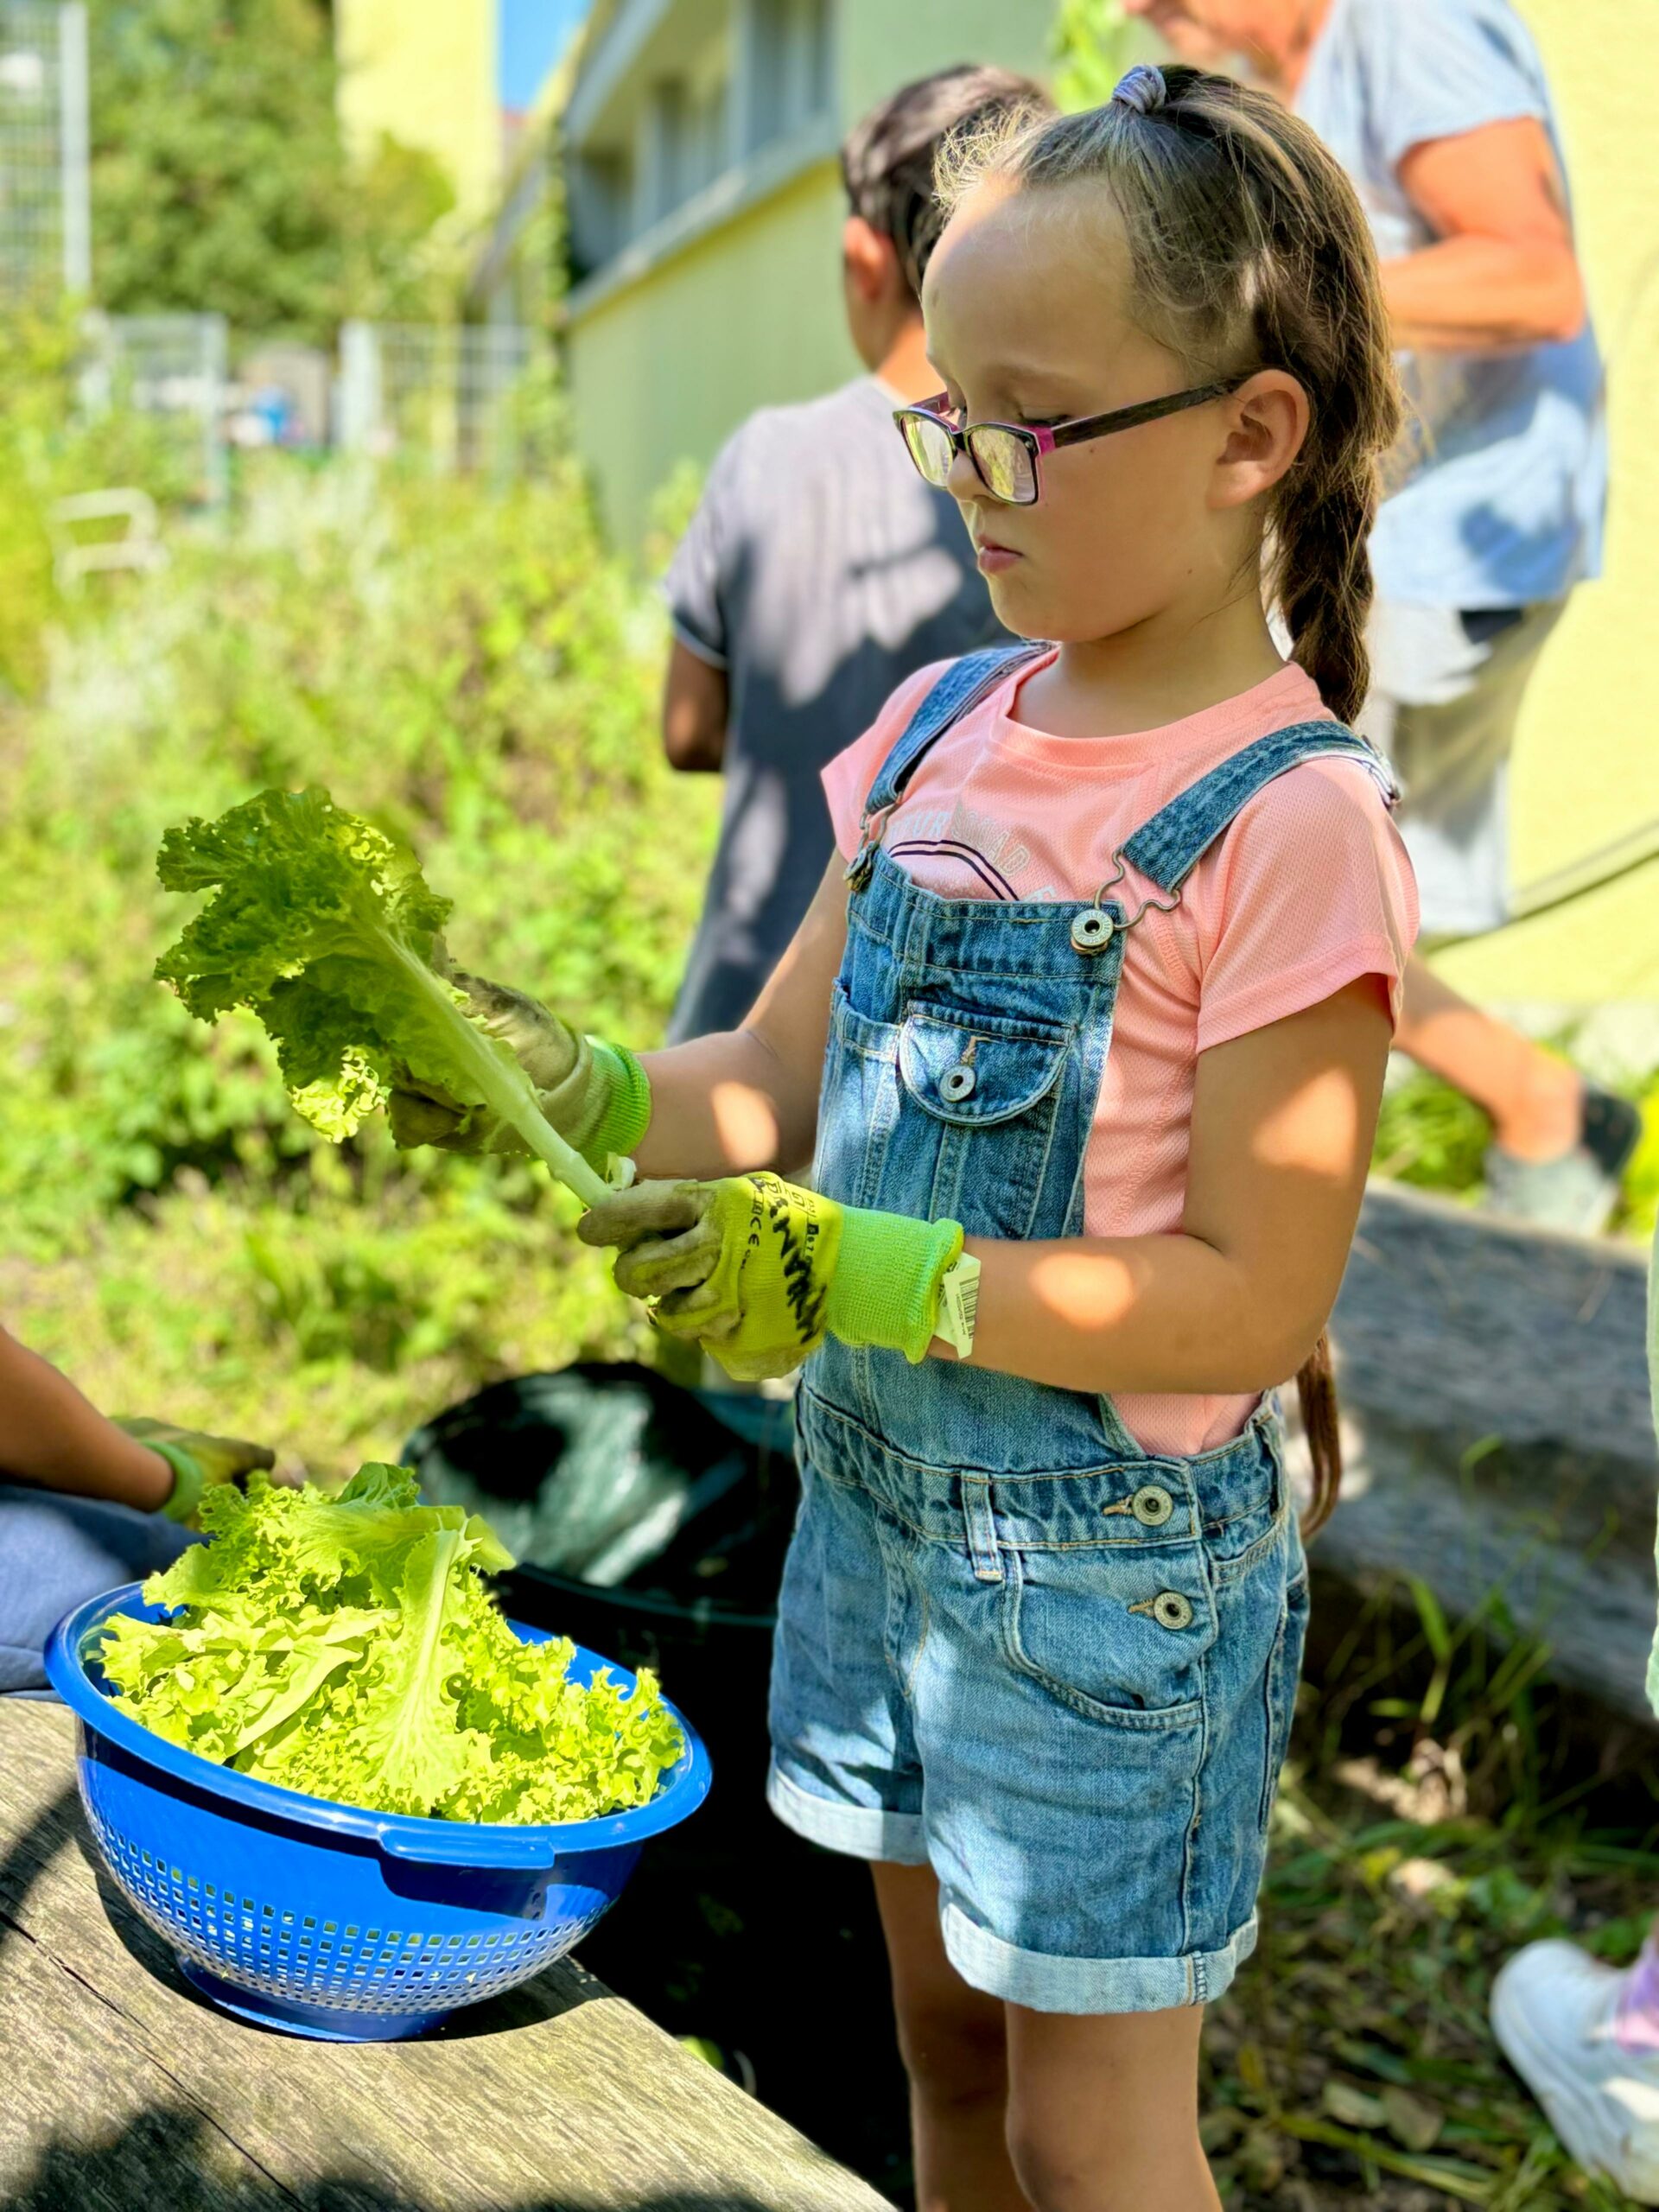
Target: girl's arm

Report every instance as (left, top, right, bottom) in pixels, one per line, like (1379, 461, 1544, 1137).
(0, 1327, 175, 1508)
(632, 861, 849, 1180)
(956, 977, 1391, 1393)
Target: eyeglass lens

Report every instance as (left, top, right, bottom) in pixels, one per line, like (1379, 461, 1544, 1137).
(900, 413, 1035, 505)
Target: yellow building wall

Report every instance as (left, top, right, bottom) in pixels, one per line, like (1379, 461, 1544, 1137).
(335, 0, 502, 231)
(1436, 0, 1659, 1012)
(569, 162, 859, 549)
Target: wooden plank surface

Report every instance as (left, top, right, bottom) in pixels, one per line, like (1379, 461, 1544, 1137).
(0, 1700, 891, 2212)
(1290, 1182, 1658, 1721)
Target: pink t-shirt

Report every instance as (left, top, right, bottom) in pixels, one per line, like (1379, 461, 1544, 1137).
(822, 652, 1420, 1457)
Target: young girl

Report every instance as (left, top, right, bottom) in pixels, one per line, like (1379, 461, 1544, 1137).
(397, 61, 1416, 2212)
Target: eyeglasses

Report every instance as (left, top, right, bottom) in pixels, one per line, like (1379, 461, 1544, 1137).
(893, 376, 1249, 506)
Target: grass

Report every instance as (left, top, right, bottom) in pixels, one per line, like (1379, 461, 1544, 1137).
(1201, 1574, 1659, 2211)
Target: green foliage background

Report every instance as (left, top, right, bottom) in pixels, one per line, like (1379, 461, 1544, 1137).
(86, 0, 456, 337)
(0, 446, 717, 1476)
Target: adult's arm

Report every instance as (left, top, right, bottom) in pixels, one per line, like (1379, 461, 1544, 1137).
(1383, 117, 1586, 353)
(662, 636, 730, 772)
(955, 978, 1392, 1393)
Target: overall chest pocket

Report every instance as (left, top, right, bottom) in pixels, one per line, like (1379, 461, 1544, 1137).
(895, 1002, 1077, 1239)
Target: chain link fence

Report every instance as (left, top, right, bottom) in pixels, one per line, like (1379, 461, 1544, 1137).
(0, 0, 87, 297)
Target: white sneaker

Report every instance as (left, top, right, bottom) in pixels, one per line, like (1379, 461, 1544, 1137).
(1491, 1940, 1659, 2202)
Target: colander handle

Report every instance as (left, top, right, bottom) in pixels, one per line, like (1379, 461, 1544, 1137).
(377, 1826, 563, 1872)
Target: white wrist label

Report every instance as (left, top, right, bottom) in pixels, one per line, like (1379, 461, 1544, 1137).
(935, 1253, 982, 1359)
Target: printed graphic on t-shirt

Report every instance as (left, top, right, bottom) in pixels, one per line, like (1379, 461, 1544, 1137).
(887, 793, 1060, 902)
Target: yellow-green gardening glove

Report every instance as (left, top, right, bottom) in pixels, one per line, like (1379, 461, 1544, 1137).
(386, 953, 651, 1179)
(579, 1173, 967, 1382)
(112, 1417, 277, 1528)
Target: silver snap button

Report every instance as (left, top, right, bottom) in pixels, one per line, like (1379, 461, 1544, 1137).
(1151, 1591, 1194, 1631)
(1131, 1484, 1174, 1528)
(1071, 909, 1114, 954)
(939, 1062, 977, 1103)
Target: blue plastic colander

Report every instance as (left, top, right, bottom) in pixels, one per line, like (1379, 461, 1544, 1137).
(45, 1584, 712, 2042)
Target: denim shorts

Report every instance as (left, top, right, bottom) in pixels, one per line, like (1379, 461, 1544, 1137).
(767, 1386, 1308, 2016)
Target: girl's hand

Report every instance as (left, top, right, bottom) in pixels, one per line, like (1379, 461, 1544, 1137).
(387, 953, 650, 1173)
(580, 1173, 963, 1382)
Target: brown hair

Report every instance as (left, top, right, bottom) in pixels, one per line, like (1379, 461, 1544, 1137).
(940, 67, 1402, 1531)
(841, 66, 1054, 303)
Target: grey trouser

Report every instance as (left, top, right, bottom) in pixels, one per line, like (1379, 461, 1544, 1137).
(1357, 599, 1566, 940)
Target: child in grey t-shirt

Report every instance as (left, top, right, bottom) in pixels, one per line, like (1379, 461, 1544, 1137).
(661, 66, 1050, 1042)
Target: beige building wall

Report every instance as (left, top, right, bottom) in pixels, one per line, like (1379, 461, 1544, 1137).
(335, 0, 503, 231)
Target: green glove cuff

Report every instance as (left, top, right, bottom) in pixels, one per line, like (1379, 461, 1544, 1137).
(149, 1440, 206, 1524)
(826, 1207, 965, 1364)
(582, 1039, 652, 1173)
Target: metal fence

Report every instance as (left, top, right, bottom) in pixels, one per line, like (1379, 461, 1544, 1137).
(337, 320, 550, 481)
(0, 0, 87, 297)
(81, 310, 231, 506)
(63, 313, 550, 516)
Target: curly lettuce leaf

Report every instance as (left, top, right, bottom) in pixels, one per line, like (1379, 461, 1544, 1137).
(98, 1470, 683, 1825)
(153, 787, 608, 1205)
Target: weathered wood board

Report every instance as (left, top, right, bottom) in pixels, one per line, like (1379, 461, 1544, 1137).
(0, 1700, 892, 2212)
(1287, 1181, 1657, 1721)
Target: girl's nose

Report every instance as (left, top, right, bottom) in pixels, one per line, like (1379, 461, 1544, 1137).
(945, 444, 983, 503)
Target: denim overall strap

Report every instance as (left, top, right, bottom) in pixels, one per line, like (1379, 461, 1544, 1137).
(847, 643, 1047, 887)
(1119, 722, 1397, 894)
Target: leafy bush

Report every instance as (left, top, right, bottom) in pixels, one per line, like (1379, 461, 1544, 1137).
(0, 450, 715, 1467)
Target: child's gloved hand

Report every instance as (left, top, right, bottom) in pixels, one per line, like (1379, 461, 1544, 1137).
(579, 1173, 965, 1382)
(111, 1416, 278, 1527)
(386, 948, 650, 1174)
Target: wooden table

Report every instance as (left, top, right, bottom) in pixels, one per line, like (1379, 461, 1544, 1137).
(0, 1700, 891, 2212)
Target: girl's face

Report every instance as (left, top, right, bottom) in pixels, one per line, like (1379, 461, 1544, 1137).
(921, 181, 1268, 648)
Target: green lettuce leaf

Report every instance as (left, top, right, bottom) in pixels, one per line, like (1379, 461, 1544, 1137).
(153, 787, 609, 1205)
(99, 1470, 683, 1824)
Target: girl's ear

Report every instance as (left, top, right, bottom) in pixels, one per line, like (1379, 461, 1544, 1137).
(1210, 370, 1310, 511)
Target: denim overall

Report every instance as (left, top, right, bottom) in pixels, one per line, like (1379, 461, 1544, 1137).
(766, 644, 1398, 2013)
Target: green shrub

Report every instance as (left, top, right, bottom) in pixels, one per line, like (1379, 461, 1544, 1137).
(0, 450, 715, 1465)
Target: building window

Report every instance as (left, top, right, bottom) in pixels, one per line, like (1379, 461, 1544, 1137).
(741, 0, 832, 157)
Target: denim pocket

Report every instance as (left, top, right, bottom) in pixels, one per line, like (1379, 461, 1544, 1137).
(1002, 1538, 1215, 1731)
(895, 1000, 1076, 1239)
(1258, 1563, 1310, 1827)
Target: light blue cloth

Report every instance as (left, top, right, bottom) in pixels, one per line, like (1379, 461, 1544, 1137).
(0, 1483, 193, 1694)
(1296, 0, 1605, 608)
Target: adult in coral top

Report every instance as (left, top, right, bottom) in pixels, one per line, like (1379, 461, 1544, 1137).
(396, 67, 1415, 2210)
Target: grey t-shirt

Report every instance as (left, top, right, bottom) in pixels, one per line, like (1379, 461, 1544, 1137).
(664, 376, 1004, 1040)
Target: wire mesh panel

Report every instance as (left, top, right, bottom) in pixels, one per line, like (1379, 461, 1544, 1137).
(83, 312, 231, 506)
(0, 0, 86, 298)
(339, 321, 550, 480)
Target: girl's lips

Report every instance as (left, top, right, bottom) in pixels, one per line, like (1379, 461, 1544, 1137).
(976, 540, 1021, 575)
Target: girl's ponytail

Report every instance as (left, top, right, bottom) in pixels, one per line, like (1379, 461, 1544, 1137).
(1295, 1332, 1341, 1539)
(1275, 468, 1376, 729)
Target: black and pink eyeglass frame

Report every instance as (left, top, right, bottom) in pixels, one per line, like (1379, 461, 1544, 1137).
(893, 374, 1252, 506)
